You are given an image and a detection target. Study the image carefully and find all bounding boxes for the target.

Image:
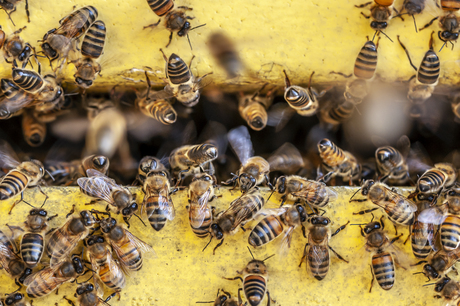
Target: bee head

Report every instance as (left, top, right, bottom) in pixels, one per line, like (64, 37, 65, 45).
(75, 76, 93, 89)
(309, 216, 330, 226)
(27, 208, 48, 231)
(440, 31, 459, 41)
(363, 221, 380, 235)
(178, 21, 191, 37)
(5, 293, 23, 306)
(405, 1, 423, 14)
(275, 176, 287, 194)
(370, 21, 388, 30)
(18, 268, 32, 284)
(238, 173, 256, 192)
(71, 255, 85, 275)
(41, 42, 58, 60)
(295, 204, 307, 222)
(76, 283, 94, 295)
(100, 217, 117, 233)
(423, 264, 439, 280)
(361, 180, 375, 196)
(435, 277, 451, 292)
(18, 44, 32, 62)
(211, 223, 224, 240)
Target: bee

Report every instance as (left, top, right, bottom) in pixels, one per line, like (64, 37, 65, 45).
(24, 254, 86, 298)
(78, 169, 139, 227)
(358, 215, 405, 292)
(238, 84, 275, 131)
(224, 125, 272, 192)
(40, 6, 98, 64)
(283, 70, 326, 117)
(135, 155, 167, 185)
(353, 40, 378, 81)
(224, 248, 273, 306)
(32, 92, 72, 123)
(0, 26, 32, 65)
(142, 170, 176, 231)
(248, 204, 307, 254)
(299, 216, 349, 280)
(0, 141, 47, 214)
(318, 98, 355, 129)
(98, 214, 154, 271)
(398, 0, 427, 32)
(2, 293, 31, 306)
(355, 0, 396, 34)
(0, 0, 30, 25)
(0, 79, 34, 120)
(144, 0, 205, 48)
(413, 248, 460, 280)
(46, 207, 96, 267)
(207, 31, 243, 79)
(135, 71, 177, 125)
(197, 288, 243, 306)
(433, 277, 460, 304)
(350, 180, 417, 227)
(274, 175, 337, 211)
(21, 109, 46, 147)
(410, 163, 457, 201)
(72, 20, 106, 89)
(158, 49, 213, 107)
(317, 138, 361, 185)
(85, 235, 126, 292)
(0, 234, 32, 290)
(410, 193, 437, 259)
(188, 173, 217, 238)
(374, 135, 410, 184)
(66, 283, 117, 306)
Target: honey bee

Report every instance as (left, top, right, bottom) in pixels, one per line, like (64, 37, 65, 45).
(85, 235, 126, 292)
(32, 91, 72, 123)
(0, 234, 32, 290)
(78, 169, 139, 227)
(136, 155, 167, 185)
(248, 204, 307, 255)
(2, 293, 30, 306)
(46, 207, 96, 267)
(0, 0, 30, 25)
(355, 0, 396, 35)
(413, 247, 460, 280)
(0, 26, 32, 65)
(238, 84, 275, 131)
(135, 71, 177, 125)
(97, 214, 154, 271)
(267, 142, 304, 175)
(299, 216, 349, 280)
(283, 70, 326, 117)
(66, 282, 117, 306)
(0, 79, 34, 120)
(358, 215, 405, 292)
(21, 109, 46, 147)
(197, 289, 243, 306)
(374, 135, 411, 184)
(188, 173, 217, 238)
(224, 248, 273, 306)
(353, 40, 378, 80)
(410, 193, 437, 259)
(317, 138, 361, 185)
(142, 170, 176, 231)
(0, 141, 48, 214)
(409, 163, 457, 203)
(207, 31, 243, 79)
(433, 277, 460, 304)
(40, 6, 98, 64)
(350, 180, 417, 227)
(398, 0, 426, 32)
(224, 125, 272, 192)
(144, 0, 205, 48)
(72, 20, 106, 89)
(24, 253, 86, 298)
(318, 98, 355, 129)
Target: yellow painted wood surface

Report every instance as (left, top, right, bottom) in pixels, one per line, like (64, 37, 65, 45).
(0, 186, 440, 306)
(0, 0, 459, 92)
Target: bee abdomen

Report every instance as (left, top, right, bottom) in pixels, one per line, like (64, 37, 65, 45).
(118, 243, 143, 271)
(284, 86, 311, 109)
(60, 6, 98, 38)
(242, 103, 268, 131)
(418, 169, 446, 193)
(244, 275, 266, 306)
(12, 69, 43, 93)
(354, 41, 377, 79)
(22, 111, 46, 147)
(146, 197, 168, 231)
(99, 262, 126, 291)
(141, 100, 177, 125)
(308, 246, 329, 280)
(417, 50, 440, 85)
(324, 101, 354, 124)
(0, 170, 28, 200)
(21, 233, 44, 267)
(372, 252, 395, 290)
(26, 273, 59, 297)
(189, 210, 212, 238)
(441, 0, 460, 10)
(148, 0, 174, 17)
(386, 208, 415, 226)
(441, 215, 460, 251)
(81, 20, 106, 59)
(411, 222, 435, 258)
(167, 54, 191, 84)
(248, 215, 284, 247)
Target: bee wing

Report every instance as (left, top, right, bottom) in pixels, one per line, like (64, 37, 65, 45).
(86, 169, 109, 178)
(88, 253, 100, 276)
(266, 103, 297, 132)
(386, 238, 413, 270)
(0, 93, 33, 118)
(373, 192, 418, 214)
(194, 74, 214, 91)
(190, 189, 212, 228)
(124, 230, 156, 257)
(0, 244, 21, 275)
(310, 242, 330, 271)
(227, 125, 254, 165)
(397, 135, 411, 158)
(199, 121, 228, 158)
(417, 206, 448, 225)
(0, 140, 20, 169)
(147, 89, 175, 102)
(24, 265, 66, 287)
(279, 226, 295, 258)
(268, 142, 304, 172)
(77, 176, 115, 204)
(327, 188, 338, 203)
(167, 198, 175, 221)
(412, 218, 437, 252)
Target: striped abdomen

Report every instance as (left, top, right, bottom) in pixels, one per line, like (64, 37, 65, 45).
(241, 103, 268, 131)
(81, 20, 106, 59)
(318, 138, 346, 169)
(248, 215, 284, 247)
(96, 255, 126, 291)
(384, 196, 415, 226)
(375, 146, 402, 175)
(26, 269, 63, 298)
(284, 85, 312, 110)
(0, 170, 28, 200)
(186, 143, 217, 165)
(114, 235, 143, 271)
(46, 162, 79, 185)
(1, 78, 21, 99)
(147, 0, 174, 16)
(21, 233, 44, 267)
(371, 252, 395, 290)
(354, 41, 377, 79)
(22, 111, 46, 147)
(0, 229, 15, 252)
(418, 169, 447, 194)
(78, 178, 103, 198)
(243, 275, 267, 306)
(308, 245, 330, 280)
(411, 219, 436, 259)
(58, 6, 98, 38)
(321, 100, 354, 125)
(189, 206, 212, 238)
(139, 100, 177, 125)
(46, 227, 77, 262)
(440, 215, 460, 251)
(145, 195, 168, 231)
(417, 50, 439, 85)
(12, 68, 43, 93)
(441, 0, 460, 10)
(303, 181, 330, 208)
(167, 53, 191, 84)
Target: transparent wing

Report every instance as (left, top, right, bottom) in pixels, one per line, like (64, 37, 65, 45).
(0, 244, 20, 276)
(24, 265, 66, 287)
(418, 206, 448, 225)
(266, 103, 297, 132)
(412, 217, 437, 252)
(0, 140, 20, 169)
(125, 230, 156, 256)
(397, 135, 411, 158)
(166, 198, 175, 221)
(268, 142, 304, 173)
(373, 191, 418, 214)
(86, 169, 109, 178)
(194, 73, 214, 91)
(0, 93, 33, 118)
(190, 189, 212, 228)
(227, 125, 254, 165)
(309, 243, 329, 273)
(199, 121, 228, 158)
(386, 237, 413, 271)
(279, 226, 295, 258)
(89, 253, 100, 276)
(49, 224, 88, 268)
(77, 176, 116, 204)
(147, 89, 175, 102)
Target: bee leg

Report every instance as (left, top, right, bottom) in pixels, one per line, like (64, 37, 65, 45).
(330, 71, 352, 78)
(352, 208, 379, 215)
(238, 288, 244, 305)
(369, 264, 375, 293)
(389, 233, 404, 246)
(393, 224, 398, 236)
(212, 238, 224, 255)
(403, 227, 411, 245)
(355, 2, 372, 8)
(329, 246, 348, 263)
(104, 292, 118, 303)
(298, 243, 309, 267)
(434, 295, 442, 299)
(177, 6, 193, 10)
(66, 204, 76, 218)
(45, 227, 57, 235)
(143, 19, 161, 29)
(63, 296, 75, 306)
(301, 224, 307, 238)
(25, 0, 30, 22)
(331, 221, 350, 237)
(267, 291, 274, 306)
(419, 17, 439, 32)
(360, 12, 371, 19)
(37, 185, 49, 206)
(55, 288, 59, 295)
(8, 192, 26, 215)
(223, 276, 243, 283)
(47, 214, 58, 221)
(6, 224, 24, 237)
(165, 31, 174, 48)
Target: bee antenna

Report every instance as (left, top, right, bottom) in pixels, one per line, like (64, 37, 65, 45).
(187, 33, 193, 50)
(413, 272, 425, 275)
(350, 223, 367, 226)
(423, 282, 437, 287)
(45, 169, 55, 181)
(372, 31, 377, 42)
(439, 41, 447, 52)
(266, 189, 275, 202)
(190, 23, 206, 31)
(247, 246, 255, 259)
(196, 302, 214, 304)
(133, 213, 146, 227)
(380, 31, 393, 43)
(412, 14, 418, 33)
(349, 188, 362, 202)
(262, 254, 275, 262)
(202, 236, 213, 252)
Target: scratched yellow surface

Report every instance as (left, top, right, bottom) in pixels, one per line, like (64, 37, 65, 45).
(0, 186, 444, 306)
(0, 0, 459, 92)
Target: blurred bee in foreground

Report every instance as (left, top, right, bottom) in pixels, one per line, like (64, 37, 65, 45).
(355, 0, 397, 38)
(374, 135, 411, 185)
(196, 288, 243, 306)
(1, 293, 31, 306)
(318, 96, 355, 131)
(144, 0, 205, 48)
(0, 141, 48, 214)
(224, 125, 272, 192)
(317, 138, 361, 185)
(64, 282, 117, 306)
(21, 109, 46, 147)
(224, 248, 273, 306)
(300, 216, 349, 281)
(238, 84, 275, 131)
(188, 173, 217, 239)
(0, 0, 30, 25)
(267, 142, 305, 175)
(397, 0, 427, 32)
(0, 26, 32, 65)
(350, 180, 417, 228)
(432, 277, 460, 305)
(207, 31, 243, 79)
(78, 169, 139, 227)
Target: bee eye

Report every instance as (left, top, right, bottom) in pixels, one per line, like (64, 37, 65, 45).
(130, 203, 138, 210)
(39, 210, 47, 216)
(97, 237, 104, 243)
(30, 210, 36, 215)
(87, 284, 94, 291)
(14, 293, 22, 300)
(449, 191, 456, 196)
